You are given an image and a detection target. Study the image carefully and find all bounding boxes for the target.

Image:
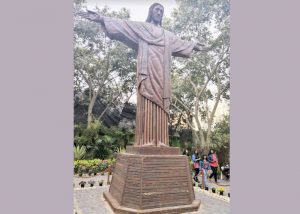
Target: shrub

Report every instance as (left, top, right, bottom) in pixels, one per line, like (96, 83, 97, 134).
(73, 158, 116, 175)
(73, 145, 86, 160)
(74, 161, 80, 174)
(79, 165, 87, 174)
(99, 160, 108, 172)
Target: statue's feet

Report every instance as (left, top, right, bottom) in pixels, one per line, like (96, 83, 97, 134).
(139, 141, 169, 147)
(157, 141, 168, 147)
(141, 141, 155, 147)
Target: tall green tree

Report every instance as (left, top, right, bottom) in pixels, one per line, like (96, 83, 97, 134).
(74, 2, 136, 128)
(169, 0, 230, 152)
(211, 114, 230, 166)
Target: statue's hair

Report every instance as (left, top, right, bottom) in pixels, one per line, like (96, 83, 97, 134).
(145, 3, 164, 26)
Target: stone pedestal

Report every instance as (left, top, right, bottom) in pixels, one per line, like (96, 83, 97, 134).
(103, 146, 200, 214)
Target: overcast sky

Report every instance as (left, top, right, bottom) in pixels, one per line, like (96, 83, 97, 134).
(86, 0, 177, 21)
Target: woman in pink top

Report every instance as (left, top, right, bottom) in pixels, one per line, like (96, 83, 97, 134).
(208, 149, 219, 183)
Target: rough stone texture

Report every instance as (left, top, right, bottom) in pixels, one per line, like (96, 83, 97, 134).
(104, 152, 200, 213)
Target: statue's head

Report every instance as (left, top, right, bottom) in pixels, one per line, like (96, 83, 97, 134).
(146, 3, 164, 26)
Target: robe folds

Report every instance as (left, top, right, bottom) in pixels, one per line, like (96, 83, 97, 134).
(101, 17, 195, 147)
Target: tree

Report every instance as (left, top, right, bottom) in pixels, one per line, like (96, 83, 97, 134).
(74, 2, 138, 159)
(74, 2, 136, 128)
(169, 0, 230, 152)
(211, 114, 230, 166)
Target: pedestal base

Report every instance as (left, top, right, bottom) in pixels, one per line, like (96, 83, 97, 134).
(104, 149, 200, 213)
(104, 191, 200, 214)
(126, 146, 180, 155)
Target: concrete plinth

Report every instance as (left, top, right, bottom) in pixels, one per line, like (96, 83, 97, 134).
(103, 148, 201, 213)
(126, 146, 180, 155)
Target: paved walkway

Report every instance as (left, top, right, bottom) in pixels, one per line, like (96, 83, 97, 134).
(193, 188, 230, 214)
(73, 173, 230, 214)
(74, 187, 112, 214)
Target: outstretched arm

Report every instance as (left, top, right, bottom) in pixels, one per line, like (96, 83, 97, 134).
(171, 34, 211, 57)
(77, 10, 139, 49)
(78, 10, 104, 25)
(193, 43, 212, 52)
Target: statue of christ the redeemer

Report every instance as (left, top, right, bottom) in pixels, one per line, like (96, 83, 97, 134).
(80, 3, 206, 147)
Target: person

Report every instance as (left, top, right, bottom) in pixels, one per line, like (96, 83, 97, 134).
(208, 149, 219, 183)
(200, 155, 211, 188)
(221, 164, 230, 180)
(79, 3, 207, 147)
(182, 148, 189, 156)
(192, 149, 201, 182)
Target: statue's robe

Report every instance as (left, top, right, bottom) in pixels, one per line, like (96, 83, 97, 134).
(101, 17, 196, 147)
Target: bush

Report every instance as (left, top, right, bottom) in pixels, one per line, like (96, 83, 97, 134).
(73, 145, 86, 160)
(99, 160, 108, 172)
(74, 158, 116, 175)
(74, 161, 80, 174)
(74, 121, 135, 160)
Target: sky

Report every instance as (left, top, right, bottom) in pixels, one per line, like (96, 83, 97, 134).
(86, 0, 178, 21)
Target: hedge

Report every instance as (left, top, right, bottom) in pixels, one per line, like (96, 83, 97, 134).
(74, 159, 116, 174)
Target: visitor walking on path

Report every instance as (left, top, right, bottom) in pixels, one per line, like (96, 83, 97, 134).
(208, 149, 219, 184)
(192, 149, 201, 182)
(200, 155, 211, 188)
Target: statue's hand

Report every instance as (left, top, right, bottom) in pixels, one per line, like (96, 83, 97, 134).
(193, 43, 210, 52)
(78, 10, 102, 22)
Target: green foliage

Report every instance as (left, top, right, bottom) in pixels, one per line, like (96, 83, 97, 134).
(211, 115, 230, 166)
(74, 120, 105, 159)
(169, 135, 182, 148)
(73, 159, 115, 174)
(74, 120, 135, 160)
(74, 121, 101, 146)
(74, 0, 86, 6)
(74, 3, 136, 128)
(74, 161, 80, 174)
(73, 145, 86, 161)
(73, 1, 229, 162)
(170, 0, 230, 107)
(168, 0, 230, 150)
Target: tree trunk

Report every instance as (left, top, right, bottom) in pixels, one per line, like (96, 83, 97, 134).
(87, 90, 98, 128)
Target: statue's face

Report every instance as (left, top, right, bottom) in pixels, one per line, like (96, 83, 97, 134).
(151, 5, 163, 24)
